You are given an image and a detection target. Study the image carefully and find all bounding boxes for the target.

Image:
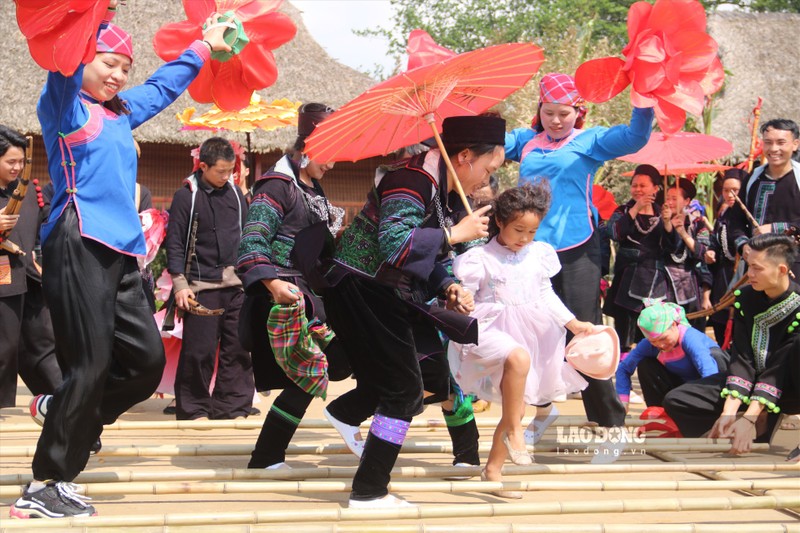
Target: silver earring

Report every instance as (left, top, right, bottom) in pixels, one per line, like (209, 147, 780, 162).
(300, 154, 310, 169)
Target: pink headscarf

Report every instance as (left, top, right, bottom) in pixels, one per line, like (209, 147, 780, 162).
(532, 73, 587, 130)
(96, 23, 133, 62)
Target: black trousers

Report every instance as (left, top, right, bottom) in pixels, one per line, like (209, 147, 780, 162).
(553, 231, 626, 428)
(664, 358, 800, 439)
(33, 205, 165, 482)
(325, 275, 424, 498)
(0, 280, 63, 407)
(176, 287, 254, 420)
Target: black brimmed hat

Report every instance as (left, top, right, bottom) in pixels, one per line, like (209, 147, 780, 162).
(441, 115, 506, 146)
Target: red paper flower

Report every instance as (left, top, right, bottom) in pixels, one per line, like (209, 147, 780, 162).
(153, 0, 296, 111)
(575, 0, 724, 134)
(15, 0, 111, 76)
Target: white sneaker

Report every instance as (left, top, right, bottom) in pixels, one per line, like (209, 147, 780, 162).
(443, 462, 477, 481)
(29, 394, 52, 427)
(348, 494, 415, 508)
(524, 405, 559, 446)
(324, 407, 364, 458)
(265, 462, 291, 470)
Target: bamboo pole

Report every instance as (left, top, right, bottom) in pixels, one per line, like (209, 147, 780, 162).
(0, 416, 649, 433)
(2, 461, 796, 487)
(3, 478, 798, 499)
(0, 441, 771, 459)
(63, 523, 800, 533)
(0, 495, 796, 529)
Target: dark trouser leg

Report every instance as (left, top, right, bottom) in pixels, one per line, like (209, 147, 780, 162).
(663, 373, 727, 438)
(636, 358, 686, 407)
(210, 289, 254, 419)
(33, 207, 164, 482)
(553, 233, 626, 428)
(442, 400, 480, 465)
(0, 294, 23, 408)
(711, 321, 727, 347)
(249, 383, 313, 468)
(18, 278, 62, 395)
(325, 277, 423, 500)
(176, 295, 222, 420)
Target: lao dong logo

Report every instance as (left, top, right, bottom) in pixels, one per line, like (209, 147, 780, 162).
(556, 425, 646, 445)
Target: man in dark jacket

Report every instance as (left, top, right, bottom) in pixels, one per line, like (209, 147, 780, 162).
(0, 125, 61, 408)
(165, 137, 254, 420)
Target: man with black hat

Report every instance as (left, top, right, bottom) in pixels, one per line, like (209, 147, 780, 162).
(165, 137, 254, 421)
(322, 115, 503, 508)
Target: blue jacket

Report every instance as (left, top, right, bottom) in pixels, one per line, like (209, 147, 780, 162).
(38, 41, 210, 255)
(615, 325, 721, 399)
(505, 107, 654, 251)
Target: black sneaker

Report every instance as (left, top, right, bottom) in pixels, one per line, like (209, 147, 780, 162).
(10, 481, 96, 519)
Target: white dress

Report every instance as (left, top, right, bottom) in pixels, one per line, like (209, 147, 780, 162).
(448, 238, 588, 405)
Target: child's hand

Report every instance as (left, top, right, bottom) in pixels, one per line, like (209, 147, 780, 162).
(566, 319, 594, 337)
(445, 284, 474, 314)
(449, 205, 491, 244)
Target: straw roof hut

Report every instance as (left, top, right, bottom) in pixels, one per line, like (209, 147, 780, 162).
(706, 11, 800, 158)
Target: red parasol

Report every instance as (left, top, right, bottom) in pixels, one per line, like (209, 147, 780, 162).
(304, 41, 544, 213)
(618, 132, 733, 169)
(574, 0, 724, 135)
(621, 163, 732, 177)
(592, 184, 619, 221)
(153, 0, 296, 111)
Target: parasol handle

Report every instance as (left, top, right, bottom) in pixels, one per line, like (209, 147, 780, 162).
(425, 115, 472, 216)
(731, 192, 762, 234)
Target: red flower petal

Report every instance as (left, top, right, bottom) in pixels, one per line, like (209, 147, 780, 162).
(16, 1, 73, 38)
(182, 0, 215, 25)
(225, 0, 283, 22)
(631, 88, 658, 108)
(625, 1, 653, 50)
(630, 59, 666, 94)
(654, 98, 686, 135)
(211, 57, 252, 110)
(243, 11, 296, 49)
(575, 57, 630, 103)
(665, 30, 717, 72)
(659, 80, 704, 116)
(633, 34, 665, 63)
(686, 56, 724, 96)
(649, 0, 706, 35)
(154, 20, 201, 62)
(188, 62, 217, 104)
(52, 4, 108, 76)
(239, 46, 278, 88)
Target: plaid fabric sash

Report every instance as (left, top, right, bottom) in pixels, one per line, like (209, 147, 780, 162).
(267, 298, 333, 399)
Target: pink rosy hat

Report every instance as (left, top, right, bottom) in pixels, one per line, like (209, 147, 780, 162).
(565, 325, 620, 380)
(96, 23, 133, 62)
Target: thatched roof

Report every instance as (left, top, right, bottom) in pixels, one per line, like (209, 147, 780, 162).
(0, 0, 375, 152)
(706, 11, 800, 158)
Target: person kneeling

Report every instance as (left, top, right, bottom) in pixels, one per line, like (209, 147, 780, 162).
(663, 233, 800, 456)
(616, 301, 728, 411)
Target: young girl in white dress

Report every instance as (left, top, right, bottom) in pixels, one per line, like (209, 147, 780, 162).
(448, 181, 594, 497)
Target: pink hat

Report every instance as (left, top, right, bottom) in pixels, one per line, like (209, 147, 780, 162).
(565, 325, 620, 380)
(97, 23, 133, 62)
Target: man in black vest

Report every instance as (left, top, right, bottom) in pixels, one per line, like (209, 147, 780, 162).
(165, 137, 254, 420)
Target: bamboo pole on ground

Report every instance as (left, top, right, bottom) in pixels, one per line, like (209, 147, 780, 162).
(2, 461, 796, 487)
(1, 495, 797, 529)
(0, 441, 771, 459)
(86, 523, 800, 533)
(3, 478, 799, 499)
(0, 416, 649, 433)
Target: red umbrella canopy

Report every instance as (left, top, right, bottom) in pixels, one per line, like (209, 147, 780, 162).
(621, 163, 732, 177)
(303, 42, 545, 164)
(617, 132, 733, 169)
